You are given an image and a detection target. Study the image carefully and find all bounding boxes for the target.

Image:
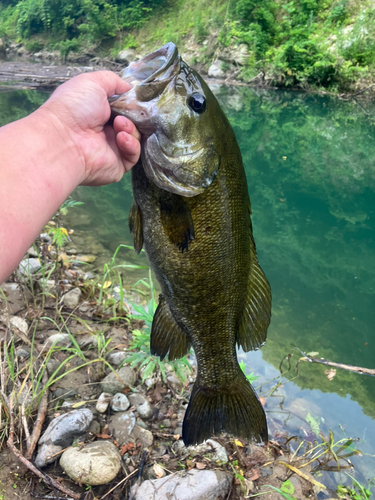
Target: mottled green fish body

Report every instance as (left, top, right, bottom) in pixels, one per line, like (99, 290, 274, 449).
(110, 43, 271, 446)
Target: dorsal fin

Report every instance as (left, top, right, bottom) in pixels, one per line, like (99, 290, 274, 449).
(237, 235, 271, 351)
(151, 295, 191, 360)
(129, 200, 143, 254)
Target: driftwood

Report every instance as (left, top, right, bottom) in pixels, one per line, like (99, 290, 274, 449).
(297, 348, 375, 377)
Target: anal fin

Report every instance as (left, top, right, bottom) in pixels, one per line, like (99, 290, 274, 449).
(151, 295, 191, 360)
(129, 200, 143, 254)
(237, 237, 272, 351)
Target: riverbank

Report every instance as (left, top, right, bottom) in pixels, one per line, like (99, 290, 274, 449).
(0, 207, 360, 500)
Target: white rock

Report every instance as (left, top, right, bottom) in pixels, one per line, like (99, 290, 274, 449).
(18, 258, 41, 276)
(188, 439, 228, 464)
(116, 48, 136, 63)
(62, 287, 82, 308)
(27, 246, 39, 257)
(9, 316, 28, 335)
(60, 440, 121, 486)
(131, 469, 232, 500)
(96, 392, 112, 413)
(44, 333, 72, 348)
(111, 393, 130, 412)
(208, 62, 225, 78)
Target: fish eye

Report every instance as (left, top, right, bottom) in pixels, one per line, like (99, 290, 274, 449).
(188, 93, 206, 114)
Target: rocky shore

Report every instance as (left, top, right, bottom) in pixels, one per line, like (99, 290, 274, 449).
(0, 215, 342, 500)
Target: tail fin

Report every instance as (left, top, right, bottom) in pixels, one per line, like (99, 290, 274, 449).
(182, 374, 267, 446)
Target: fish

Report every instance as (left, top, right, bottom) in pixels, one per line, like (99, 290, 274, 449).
(110, 42, 272, 446)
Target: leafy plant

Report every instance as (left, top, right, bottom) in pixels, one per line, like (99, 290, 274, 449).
(239, 359, 259, 384)
(337, 474, 374, 500)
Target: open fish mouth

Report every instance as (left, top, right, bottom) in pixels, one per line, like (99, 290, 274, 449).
(109, 42, 180, 106)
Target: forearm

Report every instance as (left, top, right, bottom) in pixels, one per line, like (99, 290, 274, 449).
(0, 108, 84, 283)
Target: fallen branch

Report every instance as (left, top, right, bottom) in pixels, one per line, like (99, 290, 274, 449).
(25, 371, 49, 459)
(297, 349, 375, 377)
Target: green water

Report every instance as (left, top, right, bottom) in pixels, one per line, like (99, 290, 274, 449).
(3, 86, 375, 489)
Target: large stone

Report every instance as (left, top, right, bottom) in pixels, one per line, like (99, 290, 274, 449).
(116, 49, 136, 63)
(63, 287, 82, 308)
(100, 366, 136, 394)
(60, 441, 121, 486)
(35, 409, 93, 468)
(18, 258, 41, 276)
(108, 411, 136, 445)
(131, 469, 232, 500)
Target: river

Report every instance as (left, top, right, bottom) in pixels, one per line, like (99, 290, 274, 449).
(3, 85, 375, 491)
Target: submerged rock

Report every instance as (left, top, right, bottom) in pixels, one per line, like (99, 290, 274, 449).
(60, 440, 121, 485)
(35, 409, 93, 468)
(131, 469, 232, 500)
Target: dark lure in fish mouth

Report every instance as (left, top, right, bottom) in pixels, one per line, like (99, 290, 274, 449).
(114, 43, 271, 446)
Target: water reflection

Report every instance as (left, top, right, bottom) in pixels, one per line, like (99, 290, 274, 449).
(2, 86, 375, 488)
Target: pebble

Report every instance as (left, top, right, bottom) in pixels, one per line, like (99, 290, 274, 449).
(160, 419, 171, 428)
(62, 287, 82, 308)
(16, 347, 30, 359)
(27, 246, 39, 257)
(54, 388, 78, 400)
(9, 316, 28, 334)
(108, 411, 136, 445)
(132, 424, 154, 448)
(77, 334, 98, 348)
(100, 366, 136, 394)
(18, 258, 41, 276)
(40, 233, 52, 243)
(131, 469, 232, 500)
(96, 392, 112, 413)
(111, 393, 130, 412)
(188, 439, 228, 464)
(35, 409, 93, 468)
(60, 440, 121, 486)
(128, 393, 153, 420)
(44, 333, 72, 348)
(106, 351, 128, 367)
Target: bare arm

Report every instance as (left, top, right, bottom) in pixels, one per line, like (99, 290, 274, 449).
(0, 71, 140, 284)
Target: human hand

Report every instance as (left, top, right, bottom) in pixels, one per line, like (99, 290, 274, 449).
(39, 71, 141, 186)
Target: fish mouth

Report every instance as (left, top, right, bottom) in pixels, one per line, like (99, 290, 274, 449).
(109, 42, 180, 108)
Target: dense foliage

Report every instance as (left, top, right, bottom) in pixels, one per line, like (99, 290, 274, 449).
(0, 0, 375, 89)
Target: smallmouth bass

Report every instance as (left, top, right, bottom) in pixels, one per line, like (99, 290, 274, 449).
(110, 43, 271, 445)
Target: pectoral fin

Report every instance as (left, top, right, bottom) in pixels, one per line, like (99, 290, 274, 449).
(151, 295, 191, 360)
(160, 194, 195, 252)
(237, 237, 271, 351)
(129, 200, 143, 254)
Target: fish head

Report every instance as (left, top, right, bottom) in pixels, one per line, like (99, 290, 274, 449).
(110, 42, 228, 197)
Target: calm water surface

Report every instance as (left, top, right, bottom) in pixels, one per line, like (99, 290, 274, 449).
(3, 86, 375, 489)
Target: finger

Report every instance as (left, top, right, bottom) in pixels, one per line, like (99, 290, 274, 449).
(113, 115, 141, 141)
(85, 71, 132, 98)
(117, 132, 141, 172)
